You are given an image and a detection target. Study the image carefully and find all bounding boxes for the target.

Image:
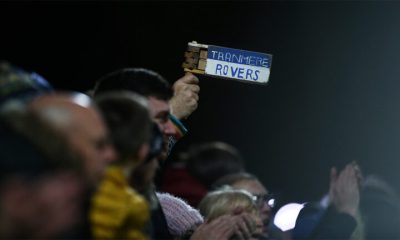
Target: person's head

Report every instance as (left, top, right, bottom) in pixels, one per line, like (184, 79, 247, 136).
(199, 188, 263, 239)
(93, 68, 177, 160)
(130, 124, 164, 193)
(213, 173, 273, 234)
(0, 112, 86, 239)
(199, 188, 259, 222)
(0, 61, 52, 110)
(28, 92, 116, 183)
(95, 91, 152, 169)
(186, 141, 245, 189)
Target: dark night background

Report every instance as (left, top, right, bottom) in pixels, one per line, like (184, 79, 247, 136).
(2, 1, 400, 206)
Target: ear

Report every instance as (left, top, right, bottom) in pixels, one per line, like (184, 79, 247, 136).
(137, 143, 150, 164)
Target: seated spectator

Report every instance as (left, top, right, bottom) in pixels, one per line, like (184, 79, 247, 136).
(161, 141, 245, 207)
(197, 188, 263, 240)
(93, 68, 199, 161)
(90, 91, 154, 240)
(0, 61, 52, 111)
(213, 172, 275, 239)
(0, 108, 86, 238)
(292, 162, 361, 240)
(93, 68, 199, 239)
(28, 92, 117, 184)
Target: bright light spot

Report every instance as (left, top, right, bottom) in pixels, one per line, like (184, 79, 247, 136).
(72, 93, 91, 107)
(268, 198, 275, 208)
(273, 203, 304, 231)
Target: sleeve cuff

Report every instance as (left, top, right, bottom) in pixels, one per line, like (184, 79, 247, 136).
(169, 114, 188, 139)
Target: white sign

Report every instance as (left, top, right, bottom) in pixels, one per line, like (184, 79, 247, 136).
(204, 45, 272, 84)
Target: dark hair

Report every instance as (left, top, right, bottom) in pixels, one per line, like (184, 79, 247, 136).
(93, 68, 172, 100)
(186, 142, 245, 189)
(95, 91, 152, 162)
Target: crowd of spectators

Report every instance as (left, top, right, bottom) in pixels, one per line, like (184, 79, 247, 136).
(1, 61, 399, 239)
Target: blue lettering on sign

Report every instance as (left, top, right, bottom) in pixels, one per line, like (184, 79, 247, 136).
(208, 45, 272, 68)
(253, 70, 259, 81)
(231, 66, 239, 77)
(213, 63, 261, 82)
(237, 68, 244, 79)
(215, 64, 223, 75)
(223, 65, 228, 75)
(246, 69, 253, 79)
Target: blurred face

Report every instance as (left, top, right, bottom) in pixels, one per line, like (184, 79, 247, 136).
(148, 96, 177, 160)
(67, 106, 117, 184)
(1, 172, 85, 238)
(231, 179, 272, 234)
(29, 94, 117, 185)
(32, 172, 85, 238)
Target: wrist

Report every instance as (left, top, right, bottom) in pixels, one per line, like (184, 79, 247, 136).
(170, 108, 183, 120)
(169, 113, 188, 138)
(336, 205, 357, 218)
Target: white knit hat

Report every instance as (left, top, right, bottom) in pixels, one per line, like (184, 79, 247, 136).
(157, 192, 204, 236)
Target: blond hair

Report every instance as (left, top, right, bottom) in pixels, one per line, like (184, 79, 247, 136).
(199, 188, 258, 221)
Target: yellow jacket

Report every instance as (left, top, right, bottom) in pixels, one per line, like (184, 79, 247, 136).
(90, 165, 150, 240)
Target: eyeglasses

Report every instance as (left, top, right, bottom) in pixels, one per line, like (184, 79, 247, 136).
(252, 194, 275, 208)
